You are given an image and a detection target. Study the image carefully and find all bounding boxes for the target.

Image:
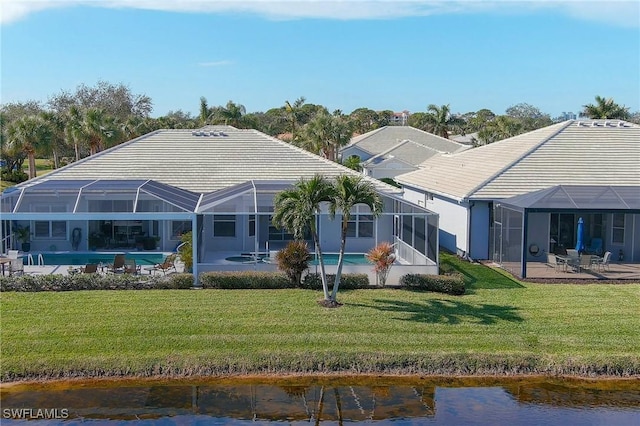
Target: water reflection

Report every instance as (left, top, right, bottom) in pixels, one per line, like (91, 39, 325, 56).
(1, 376, 639, 424)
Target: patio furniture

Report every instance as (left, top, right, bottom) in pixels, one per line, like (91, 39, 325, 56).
(144, 254, 176, 276)
(82, 264, 99, 274)
(586, 238, 603, 255)
(124, 259, 141, 275)
(577, 255, 593, 273)
(592, 251, 612, 272)
(546, 253, 565, 272)
(108, 254, 126, 273)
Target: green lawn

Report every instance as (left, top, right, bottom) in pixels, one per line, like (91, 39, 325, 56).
(2, 256, 639, 381)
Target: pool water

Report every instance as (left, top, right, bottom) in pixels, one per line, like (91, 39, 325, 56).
(226, 253, 370, 265)
(310, 253, 371, 265)
(36, 252, 167, 266)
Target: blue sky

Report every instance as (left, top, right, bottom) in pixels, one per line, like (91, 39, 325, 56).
(2, 1, 639, 118)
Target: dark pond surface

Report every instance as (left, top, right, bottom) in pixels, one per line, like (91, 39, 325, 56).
(1, 376, 639, 425)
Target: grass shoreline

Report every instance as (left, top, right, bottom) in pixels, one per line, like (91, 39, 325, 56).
(2, 255, 638, 384)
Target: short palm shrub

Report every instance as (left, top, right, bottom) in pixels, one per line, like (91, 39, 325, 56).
(399, 273, 465, 295)
(275, 240, 311, 285)
(365, 241, 396, 287)
(301, 273, 370, 290)
(200, 271, 292, 289)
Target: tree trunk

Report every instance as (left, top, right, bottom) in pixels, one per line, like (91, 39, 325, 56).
(330, 219, 349, 301)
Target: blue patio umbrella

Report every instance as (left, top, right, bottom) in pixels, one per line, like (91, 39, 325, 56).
(575, 217, 585, 253)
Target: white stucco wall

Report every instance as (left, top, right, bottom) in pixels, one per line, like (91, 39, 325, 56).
(402, 186, 470, 256)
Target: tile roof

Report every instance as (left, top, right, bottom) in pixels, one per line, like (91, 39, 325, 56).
(362, 139, 443, 167)
(395, 120, 640, 201)
(344, 126, 469, 157)
(26, 126, 401, 195)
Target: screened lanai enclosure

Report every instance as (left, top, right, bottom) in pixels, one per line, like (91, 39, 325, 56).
(1, 179, 439, 283)
(491, 185, 640, 278)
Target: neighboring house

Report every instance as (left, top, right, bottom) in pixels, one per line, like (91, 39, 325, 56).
(1, 126, 439, 283)
(391, 110, 410, 126)
(340, 126, 469, 179)
(395, 120, 640, 277)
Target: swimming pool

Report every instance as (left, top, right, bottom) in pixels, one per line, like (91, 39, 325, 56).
(311, 253, 371, 265)
(33, 252, 168, 266)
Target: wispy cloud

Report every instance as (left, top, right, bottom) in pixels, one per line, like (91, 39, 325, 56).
(2, 0, 639, 27)
(197, 60, 233, 67)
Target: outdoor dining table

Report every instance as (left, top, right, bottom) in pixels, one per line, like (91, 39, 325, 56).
(556, 254, 580, 272)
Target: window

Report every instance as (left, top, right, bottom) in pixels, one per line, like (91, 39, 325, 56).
(34, 221, 67, 239)
(32, 204, 67, 239)
(268, 216, 295, 241)
(346, 209, 374, 238)
(213, 215, 236, 237)
(171, 221, 191, 239)
(612, 213, 625, 244)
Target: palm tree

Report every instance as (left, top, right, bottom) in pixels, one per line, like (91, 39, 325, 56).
(284, 96, 306, 138)
(40, 111, 67, 169)
(272, 175, 335, 301)
(218, 100, 246, 127)
(423, 104, 457, 138)
(301, 111, 353, 161)
(6, 115, 50, 179)
(329, 175, 383, 302)
(582, 96, 630, 119)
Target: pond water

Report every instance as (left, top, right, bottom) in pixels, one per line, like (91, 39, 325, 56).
(1, 376, 638, 424)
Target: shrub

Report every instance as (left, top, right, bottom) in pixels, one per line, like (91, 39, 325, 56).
(200, 271, 293, 289)
(153, 273, 194, 289)
(1, 169, 28, 184)
(0, 273, 194, 292)
(301, 273, 370, 290)
(365, 241, 395, 287)
(275, 241, 311, 285)
(399, 273, 465, 295)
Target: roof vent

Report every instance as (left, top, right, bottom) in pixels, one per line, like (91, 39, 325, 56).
(211, 131, 218, 136)
(591, 122, 599, 127)
(219, 131, 227, 136)
(617, 121, 626, 127)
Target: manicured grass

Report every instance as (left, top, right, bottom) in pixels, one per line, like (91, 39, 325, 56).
(2, 271, 639, 381)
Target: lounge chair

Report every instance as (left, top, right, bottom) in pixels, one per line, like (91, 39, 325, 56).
(108, 254, 126, 273)
(82, 264, 98, 274)
(145, 254, 176, 276)
(124, 259, 140, 275)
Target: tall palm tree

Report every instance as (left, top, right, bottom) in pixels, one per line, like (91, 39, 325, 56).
(40, 111, 67, 169)
(423, 104, 456, 138)
(272, 175, 335, 301)
(301, 111, 353, 161)
(582, 96, 630, 119)
(329, 175, 383, 302)
(6, 115, 50, 179)
(284, 96, 306, 138)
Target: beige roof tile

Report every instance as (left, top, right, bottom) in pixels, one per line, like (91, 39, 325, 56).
(32, 127, 401, 194)
(396, 120, 640, 200)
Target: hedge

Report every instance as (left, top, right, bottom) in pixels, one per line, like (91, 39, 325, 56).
(0, 273, 194, 292)
(301, 273, 370, 290)
(200, 271, 293, 289)
(399, 273, 465, 295)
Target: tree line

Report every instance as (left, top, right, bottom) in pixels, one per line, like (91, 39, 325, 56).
(1, 80, 637, 182)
